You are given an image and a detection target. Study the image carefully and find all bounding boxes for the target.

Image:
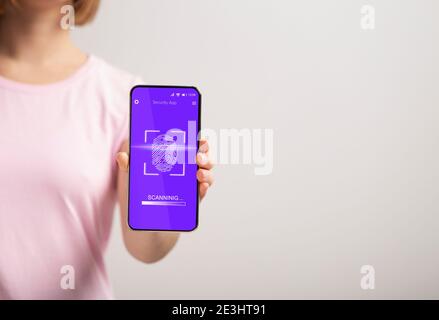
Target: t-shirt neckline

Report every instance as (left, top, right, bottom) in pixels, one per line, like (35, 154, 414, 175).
(0, 54, 95, 93)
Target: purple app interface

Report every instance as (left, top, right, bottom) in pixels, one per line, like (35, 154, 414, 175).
(129, 86, 200, 231)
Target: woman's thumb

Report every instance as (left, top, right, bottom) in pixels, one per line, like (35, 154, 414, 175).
(116, 152, 129, 172)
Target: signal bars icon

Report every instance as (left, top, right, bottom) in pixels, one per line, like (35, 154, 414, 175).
(170, 92, 187, 97)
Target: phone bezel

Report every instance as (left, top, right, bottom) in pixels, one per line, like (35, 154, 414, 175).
(128, 85, 201, 232)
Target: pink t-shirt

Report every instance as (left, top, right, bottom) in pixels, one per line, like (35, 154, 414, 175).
(0, 56, 138, 299)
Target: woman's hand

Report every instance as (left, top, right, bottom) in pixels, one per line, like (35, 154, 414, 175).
(116, 139, 214, 200)
(115, 139, 214, 263)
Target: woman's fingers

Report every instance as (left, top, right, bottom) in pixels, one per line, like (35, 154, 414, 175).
(197, 139, 214, 170)
(197, 168, 214, 186)
(199, 139, 209, 153)
(197, 140, 213, 200)
(196, 152, 214, 170)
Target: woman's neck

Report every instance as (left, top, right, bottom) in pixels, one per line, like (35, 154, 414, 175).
(0, 5, 80, 64)
(0, 3, 87, 84)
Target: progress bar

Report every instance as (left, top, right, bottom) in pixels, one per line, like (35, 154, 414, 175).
(141, 201, 187, 206)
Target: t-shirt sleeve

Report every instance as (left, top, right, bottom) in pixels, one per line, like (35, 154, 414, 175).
(113, 76, 143, 154)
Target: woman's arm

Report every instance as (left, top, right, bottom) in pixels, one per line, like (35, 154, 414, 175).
(116, 139, 214, 263)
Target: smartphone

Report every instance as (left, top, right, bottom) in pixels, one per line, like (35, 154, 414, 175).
(128, 85, 201, 231)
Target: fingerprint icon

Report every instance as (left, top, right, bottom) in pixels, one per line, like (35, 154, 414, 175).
(151, 134, 178, 172)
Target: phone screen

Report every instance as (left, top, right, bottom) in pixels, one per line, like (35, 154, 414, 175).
(128, 86, 201, 231)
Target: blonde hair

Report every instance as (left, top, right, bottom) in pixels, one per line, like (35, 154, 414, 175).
(0, 0, 101, 26)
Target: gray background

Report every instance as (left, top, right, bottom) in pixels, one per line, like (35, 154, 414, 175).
(73, 0, 439, 299)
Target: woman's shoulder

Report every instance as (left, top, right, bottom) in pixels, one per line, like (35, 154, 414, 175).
(90, 55, 142, 88)
(87, 55, 143, 114)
